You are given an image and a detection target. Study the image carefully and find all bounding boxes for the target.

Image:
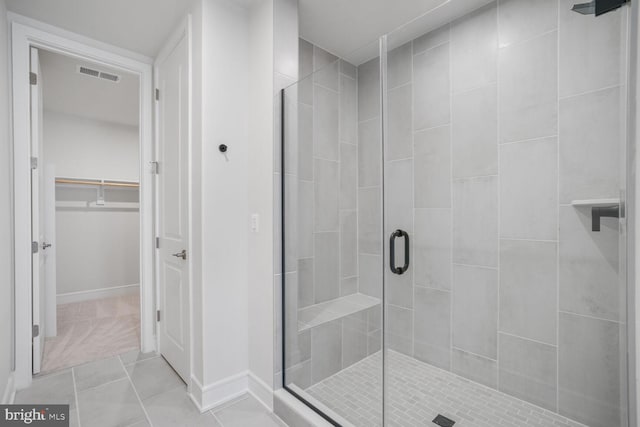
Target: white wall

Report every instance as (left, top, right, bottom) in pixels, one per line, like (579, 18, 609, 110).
(44, 111, 139, 296)
(0, 0, 15, 403)
(199, 0, 249, 389)
(44, 111, 139, 181)
(184, 0, 251, 409)
(247, 0, 275, 403)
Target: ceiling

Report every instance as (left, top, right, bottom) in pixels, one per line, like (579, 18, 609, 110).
(299, 0, 493, 65)
(39, 49, 139, 127)
(6, 0, 195, 57)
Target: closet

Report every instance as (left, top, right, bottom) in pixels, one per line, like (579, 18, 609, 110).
(37, 49, 141, 373)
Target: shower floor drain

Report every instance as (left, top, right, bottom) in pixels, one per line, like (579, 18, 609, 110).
(432, 414, 456, 427)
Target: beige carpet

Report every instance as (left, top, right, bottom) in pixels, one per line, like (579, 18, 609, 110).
(41, 293, 140, 373)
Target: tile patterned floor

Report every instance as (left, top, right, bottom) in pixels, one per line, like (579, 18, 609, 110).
(16, 350, 286, 427)
(306, 350, 588, 427)
(42, 294, 141, 372)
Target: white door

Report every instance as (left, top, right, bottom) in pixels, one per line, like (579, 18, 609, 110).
(30, 47, 48, 374)
(156, 33, 189, 382)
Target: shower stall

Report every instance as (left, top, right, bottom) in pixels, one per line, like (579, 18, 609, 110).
(280, 1, 636, 426)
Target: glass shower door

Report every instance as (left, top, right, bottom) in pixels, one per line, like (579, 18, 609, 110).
(280, 38, 384, 426)
(381, 1, 631, 427)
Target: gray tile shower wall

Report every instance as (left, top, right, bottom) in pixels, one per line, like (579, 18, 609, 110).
(354, 1, 627, 426)
(284, 39, 377, 389)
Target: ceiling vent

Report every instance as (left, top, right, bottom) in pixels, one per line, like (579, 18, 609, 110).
(77, 65, 120, 83)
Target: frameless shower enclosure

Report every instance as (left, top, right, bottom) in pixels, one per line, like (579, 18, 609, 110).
(281, 1, 634, 426)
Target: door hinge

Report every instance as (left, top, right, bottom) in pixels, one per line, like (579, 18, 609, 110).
(29, 72, 37, 85)
(30, 157, 38, 170)
(155, 237, 160, 249)
(155, 88, 160, 101)
(156, 310, 161, 322)
(150, 161, 159, 174)
(32, 324, 39, 338)
(31, 241, 39, 254)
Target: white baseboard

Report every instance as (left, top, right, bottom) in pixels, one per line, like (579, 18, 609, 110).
(57, 283, 139, 305)
(2, 372, 16, 404)
(189, 372, 250, 413)
(248, 372, 274, 410)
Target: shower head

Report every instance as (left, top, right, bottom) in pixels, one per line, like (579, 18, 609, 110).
(572, 1, 596, 14)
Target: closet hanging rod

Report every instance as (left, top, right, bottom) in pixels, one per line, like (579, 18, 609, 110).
(55, 178, 139, 188)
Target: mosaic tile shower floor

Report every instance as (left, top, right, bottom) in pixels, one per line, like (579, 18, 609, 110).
(306, 350, 588, 427)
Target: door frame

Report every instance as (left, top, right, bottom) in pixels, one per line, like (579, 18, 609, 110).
(10, 17, 155, 389)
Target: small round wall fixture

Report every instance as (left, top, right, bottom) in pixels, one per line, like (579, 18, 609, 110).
(218, 144, 228, 153)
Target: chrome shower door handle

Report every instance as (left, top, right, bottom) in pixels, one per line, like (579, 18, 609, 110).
(390, 229, 409, 275)
(172, 249, 187, 260)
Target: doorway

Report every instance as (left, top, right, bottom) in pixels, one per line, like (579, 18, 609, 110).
(32, 48, 142, 374)
(11, 21, 156, 389)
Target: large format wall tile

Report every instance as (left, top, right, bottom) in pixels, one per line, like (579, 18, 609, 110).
(342, 312, 368, 368)
(450, 3, 497, 93)
(297, 103, 313, 181)
(387, 42, 412, 90)
(559, 206, 620, 322)
(385, 266, 413, 310)
(414, 125, 451, 208)
(358, 58, 380, 123)
(414, 287, 451, 370)
(499, 31, 558, 143)
(498, 0, 558, 47)
(313, 45, 339, 91)
(387, 84, 413, 160)
(559, 0, 622, 98)
(559, 312, 621, 427)
(413, 43, 450, 130)
(311, 320, 343, 383)
(358, 187, 382, 255)
(340, 74, 357, 144)
(298, 39, 313, 105)
(359, 254, 382, 298)
(297, 180, 314, 258)
(500, 137, 558, 240)
(340, 143, 357, 210)
(500, 239, 557, 345)
(452, 348, 497, 389)
(341, 276, 357, 296)
(298, 258, 314, 309)
(453, 176, 498, 267)
(452, 84, 497, 178)
(313, 85, 339, 161)
(313, 232, 339, 303)
(498, 333, 557, 411)
(340, 210, 357, 279)
(559, 86, 621, 203)
(413, 24, 450, 55)
(414, 208, 451, 290)
(314, 159, 339, 232)
(452, 264, 498, 359)
(358, 118, 381, 188)
(387, 304, 413, 356)
(385, 159, 413, 233)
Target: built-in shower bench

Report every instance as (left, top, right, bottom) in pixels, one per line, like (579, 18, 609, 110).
(298, 293, 380, 331)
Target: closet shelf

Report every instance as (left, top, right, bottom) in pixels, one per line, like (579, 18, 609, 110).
(55, 177, 139, 188)
(56, 201, 139, 210)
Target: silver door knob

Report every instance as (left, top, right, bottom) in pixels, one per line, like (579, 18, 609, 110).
(172, 249, 187, 260)
(42, 242, 52, 250)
